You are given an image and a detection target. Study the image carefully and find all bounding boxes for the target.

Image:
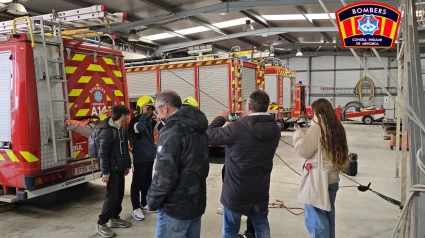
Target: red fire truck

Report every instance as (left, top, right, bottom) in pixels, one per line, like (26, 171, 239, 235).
(0, 7, 128, 203)
(125, 57, 265, 124)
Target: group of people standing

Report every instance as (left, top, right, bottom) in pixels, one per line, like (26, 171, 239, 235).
(94, 89, 349, 238)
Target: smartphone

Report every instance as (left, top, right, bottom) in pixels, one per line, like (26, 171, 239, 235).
(228, 113, 241, 121)
(294, 123, 300, 129)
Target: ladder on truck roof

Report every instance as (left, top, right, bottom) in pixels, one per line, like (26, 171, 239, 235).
(0, 5, 126, 36)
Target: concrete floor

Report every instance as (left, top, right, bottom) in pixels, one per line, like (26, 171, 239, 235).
(0, 123, 404, 238)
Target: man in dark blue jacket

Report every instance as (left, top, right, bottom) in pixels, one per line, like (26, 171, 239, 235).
(207, 90, 280, 238)
(96, 104, 132, 238)
(126, 96, 161, 221)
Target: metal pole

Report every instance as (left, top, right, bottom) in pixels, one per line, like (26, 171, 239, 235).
(407, 0, 425, 236)
(395, 45, 402, 178)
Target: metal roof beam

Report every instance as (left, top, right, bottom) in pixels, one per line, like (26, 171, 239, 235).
(158, 27, 337, 52)
(295, 6, 334, 43)
(104, 0, 371, 32)
(141, 0, 260, 48)
(240, 9, 298, 43)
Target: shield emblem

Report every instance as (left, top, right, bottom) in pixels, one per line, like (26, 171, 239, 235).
(358, 14, 379, 35)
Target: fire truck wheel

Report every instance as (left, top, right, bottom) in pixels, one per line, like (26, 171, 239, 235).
(363, 116, 374, 125)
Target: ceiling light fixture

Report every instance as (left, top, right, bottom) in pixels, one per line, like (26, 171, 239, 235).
(296, 48, 303, 57)
(242, 19, 254, 32)
(364, 48, 373, 57)
(128, 29, 139, 42)
(7, 0, 27, 15)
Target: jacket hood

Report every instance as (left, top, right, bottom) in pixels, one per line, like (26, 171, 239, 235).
(99, 117, 121, 130)
(165, 106, 208, 133)
(238, 115, 279, 141)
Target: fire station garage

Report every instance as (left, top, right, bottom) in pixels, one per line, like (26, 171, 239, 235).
(0, 0, 424, 238)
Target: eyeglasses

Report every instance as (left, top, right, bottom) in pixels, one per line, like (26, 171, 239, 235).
(155, 104, 164, 111)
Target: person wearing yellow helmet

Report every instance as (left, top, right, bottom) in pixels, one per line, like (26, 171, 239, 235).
(126, 95, 161, 221)
(182, 96, 199, 108)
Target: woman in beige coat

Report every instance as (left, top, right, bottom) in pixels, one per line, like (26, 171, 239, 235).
(293, 98, 349, 238)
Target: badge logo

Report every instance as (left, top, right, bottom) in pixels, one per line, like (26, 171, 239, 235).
(94, 91, 103, 102)
(335, 2, 401, 48)
(358, 14, 379, 35)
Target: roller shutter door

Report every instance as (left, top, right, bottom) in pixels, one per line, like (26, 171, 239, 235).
(160, 68, 195, 101)
(241, 67, 257, 110)
(127, 71, 157, 99)
(199, 65, 229, 123)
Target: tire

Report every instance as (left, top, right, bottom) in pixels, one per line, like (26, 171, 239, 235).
(363, 116, 374, 125)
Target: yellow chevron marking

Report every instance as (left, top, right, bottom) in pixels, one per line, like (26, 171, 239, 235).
(187, 63, 193, 67)
(160, 66, 165, 69)
(74, 150, 80, 158)
(113, 70, 122, 77)
(72, 54, 86, 61)
(135, 68, 140, 72)
(65, 66, 77, 74)
(151, 66, 157, 70)
(102, 77, 114, 85)
(143, 67, 148, 71)
(0, 153, 4, 160)
(96, 83, 100, 86)
(126, 68, 131, 72)
(69, 103, 74, 109)
(20, 151, 39, 162)
(100, 114, 107, 120)
(103, 57, 114, 65)
(257, 80, 260, 83)
(177, 64, 184, 68)
(107, 95, 111, 101)
(6, 150, 19, 162)
(87, 64, 105, 72)
(206, 61, 212, 65)
(85, 97, 90, 103)
(216, 60, 223, 64)
(226, 59, 231, 63)
(69, 89, 83, 97)
(232, 67, 235, 72)
(114, 90, 124, 96)
(196, 62, 202, 66)
(76, 109, 90, 117)
(168, 65, 175, 69)
(78, 76, 91, 83)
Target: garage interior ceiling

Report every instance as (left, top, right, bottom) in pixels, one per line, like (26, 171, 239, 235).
(0, 0, 421, 56)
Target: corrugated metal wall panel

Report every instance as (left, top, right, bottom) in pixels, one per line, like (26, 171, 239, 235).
(364, 57, 388, 68)
(0, 51, 11, 142)
(127, 71, 157, 99)
(334, 97, 357, 108)
(288, 57, 308, 71)
(390, 57, 398, 67)
(363, 96, 385, 107)
(389, 69, 398, 87)
(265, 75, 277, 103)
(336, 56, 360, 69)
(198, 65, 229, 123)
(242, 67, 257, 101)
(311, 56, 334, 70)
(362, 69, 388, 87)
(295, 72, 308, 84)
(310, 71, 334, 93)
(160, 68, 195, 101)
(335, 71, 360, 88)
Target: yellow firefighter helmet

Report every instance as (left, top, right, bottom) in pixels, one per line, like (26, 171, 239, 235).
(136, 95, 155, 113)
(182, 96, 199, 108)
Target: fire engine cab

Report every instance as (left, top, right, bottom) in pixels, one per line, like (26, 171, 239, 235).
(0, 6, 128, 203)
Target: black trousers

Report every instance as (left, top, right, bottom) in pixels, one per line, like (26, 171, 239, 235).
(131, 161, 154, 210)
(98, 172, 125, 225)
(222, 165, 255, 235)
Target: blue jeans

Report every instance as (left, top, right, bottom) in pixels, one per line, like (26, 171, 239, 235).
(304, 183, 339, 238)
(155, 209, 201, 238)
(223, 204, 270, 238)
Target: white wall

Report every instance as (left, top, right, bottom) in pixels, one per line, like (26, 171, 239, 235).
(287, 55, 399, 108)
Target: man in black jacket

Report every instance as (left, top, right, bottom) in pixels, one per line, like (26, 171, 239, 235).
(127, 96, 160, 221)
(96, 104, 132, 238)
(207, 90, 280, 238)
(147, 90, 209, 238)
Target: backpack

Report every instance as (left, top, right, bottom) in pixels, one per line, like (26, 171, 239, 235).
(88, 127, 117, 158)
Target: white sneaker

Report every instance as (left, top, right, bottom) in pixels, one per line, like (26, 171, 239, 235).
(132, 208, 145, 221)
(141, 205, 157, 213)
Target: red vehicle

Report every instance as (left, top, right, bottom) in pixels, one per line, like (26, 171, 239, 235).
(0, 13, 128, 202)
